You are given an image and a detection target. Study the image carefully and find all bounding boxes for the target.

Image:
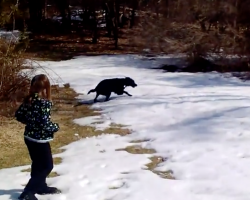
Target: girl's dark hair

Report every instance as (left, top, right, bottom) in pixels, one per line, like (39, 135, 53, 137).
(24, 74, 51, 104)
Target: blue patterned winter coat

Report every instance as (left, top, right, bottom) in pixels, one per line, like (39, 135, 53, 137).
(15, 93, 59, 143)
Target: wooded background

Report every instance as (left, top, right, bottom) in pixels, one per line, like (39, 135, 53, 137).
(0, 0, 250, 56)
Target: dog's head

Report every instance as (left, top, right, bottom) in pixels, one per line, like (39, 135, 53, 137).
(124, 77, 137, 88)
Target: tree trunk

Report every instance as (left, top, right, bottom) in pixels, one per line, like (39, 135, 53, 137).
(56, 0, 70, 33)
(104, 2, 112, 37)
(44, 0, 47, 19)
(28, 0, 43, 32)
(113, 0, 119, 49)
(92, 11, 98, 43)
(165, 0, 169, 18)
(129, 8, 135, 28)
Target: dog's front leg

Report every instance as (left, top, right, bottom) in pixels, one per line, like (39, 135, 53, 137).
(105, 92, 111, 101)
(123, 91, 132, 96)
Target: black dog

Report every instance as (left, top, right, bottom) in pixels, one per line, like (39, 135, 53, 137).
(87, 77, 137, 102)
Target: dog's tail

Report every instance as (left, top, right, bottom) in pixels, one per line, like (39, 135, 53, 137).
(87, 89, 96, 95)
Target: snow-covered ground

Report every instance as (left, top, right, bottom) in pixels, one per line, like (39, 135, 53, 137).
(0, 30, 20, 43)
(2, 55, 250, 200)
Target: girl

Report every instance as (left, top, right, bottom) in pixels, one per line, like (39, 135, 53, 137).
(15, 74, 61, 200)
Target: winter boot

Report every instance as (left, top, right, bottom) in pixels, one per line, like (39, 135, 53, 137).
(18, 191, 38, 200)
(36, 186, 62, 195)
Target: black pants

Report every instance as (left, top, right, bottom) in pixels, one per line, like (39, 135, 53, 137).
(24, 138, 53, 194)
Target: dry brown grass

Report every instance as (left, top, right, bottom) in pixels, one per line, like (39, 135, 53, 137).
(129, 139, 151, 143)
(146, 156, 175, 179)
(116, 145, 156, 154)
(116, 144, 175, 179)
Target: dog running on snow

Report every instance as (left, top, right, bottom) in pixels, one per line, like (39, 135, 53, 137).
(88, 77, 137, 102)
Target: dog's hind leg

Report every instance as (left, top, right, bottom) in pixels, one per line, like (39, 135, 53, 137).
(94, 93, 99, 103)
(123, 91, 132, 96)
(105, 92, 111, 101)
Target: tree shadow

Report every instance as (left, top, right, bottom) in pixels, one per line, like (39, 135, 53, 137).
(157, 73, 250, 88)
(166, 106, 250, 138)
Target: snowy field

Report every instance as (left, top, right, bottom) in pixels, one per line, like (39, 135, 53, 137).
(2, 55, 250, 200)
(0, 30, 20, 43)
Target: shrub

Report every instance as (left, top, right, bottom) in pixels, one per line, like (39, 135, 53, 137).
(0, 32, 32, 110)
